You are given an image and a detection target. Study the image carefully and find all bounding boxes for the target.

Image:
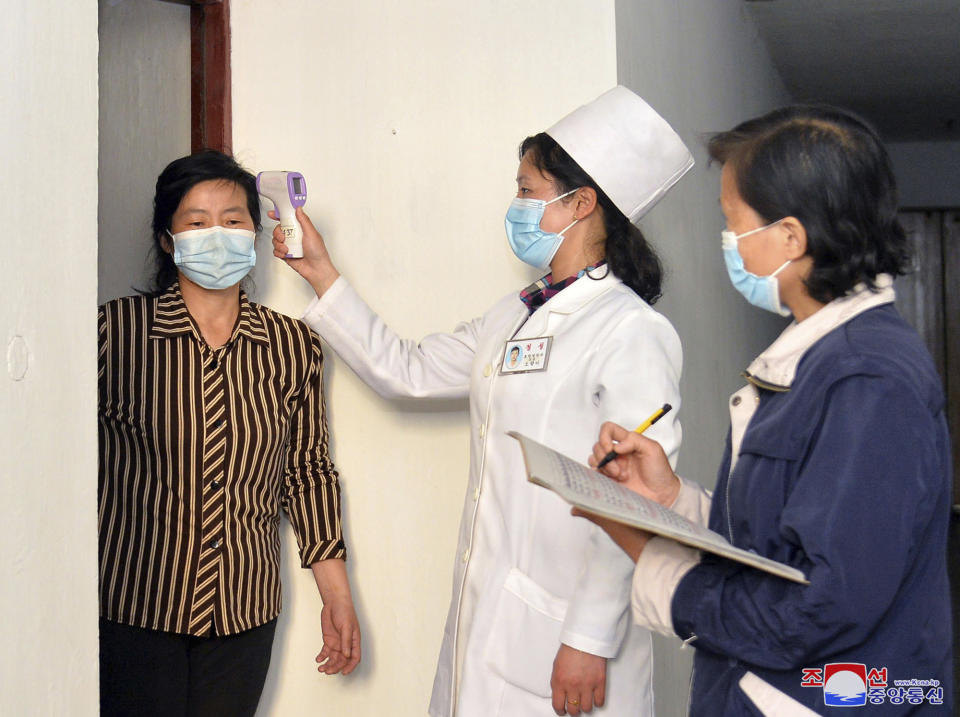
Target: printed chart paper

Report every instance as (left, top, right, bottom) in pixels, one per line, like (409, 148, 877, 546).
(509, 431, 808, 584)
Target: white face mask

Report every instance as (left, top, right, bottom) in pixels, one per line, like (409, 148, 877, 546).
(168, 226, 257, 290)
(720, 219, 792, 317)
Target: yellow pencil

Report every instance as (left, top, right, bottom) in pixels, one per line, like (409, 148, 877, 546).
(596, 403, 672, 469)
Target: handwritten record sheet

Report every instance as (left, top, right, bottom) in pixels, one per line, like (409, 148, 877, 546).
(508, 431, 808, 584)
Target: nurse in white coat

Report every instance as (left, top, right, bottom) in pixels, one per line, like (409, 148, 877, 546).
(272, 87, 693, 717)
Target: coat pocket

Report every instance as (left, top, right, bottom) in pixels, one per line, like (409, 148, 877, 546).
(483, 567, 568, 698)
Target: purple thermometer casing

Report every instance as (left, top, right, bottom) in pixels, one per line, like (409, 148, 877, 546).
(286, 172, 307, 208)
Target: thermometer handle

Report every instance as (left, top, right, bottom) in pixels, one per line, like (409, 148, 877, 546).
(277, 205, 304, 258)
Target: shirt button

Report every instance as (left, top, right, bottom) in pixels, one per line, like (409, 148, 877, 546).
(462, 549, 470, 563)
(483, 364, 492, 377)
(210, 538, 222, 550)
(211, 480, 222, 490)
(731, 395, 742, 406)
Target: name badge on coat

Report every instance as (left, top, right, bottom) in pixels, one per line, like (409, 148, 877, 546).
(500, 337, 552, 375)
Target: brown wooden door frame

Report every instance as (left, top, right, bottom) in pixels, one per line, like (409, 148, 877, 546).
(190, 0, 231, 153)
(158, 0, 232, 153)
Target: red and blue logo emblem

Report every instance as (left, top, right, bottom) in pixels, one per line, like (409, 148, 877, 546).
(822, 663, 867, 706)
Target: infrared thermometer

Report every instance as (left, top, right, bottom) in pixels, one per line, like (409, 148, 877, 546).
(257, 171, 307, 258)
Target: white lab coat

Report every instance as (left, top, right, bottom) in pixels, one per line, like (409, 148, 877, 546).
(303, 268, 682, 716)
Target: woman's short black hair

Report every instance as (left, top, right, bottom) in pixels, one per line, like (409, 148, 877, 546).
(708, 105, 909, 303)
(145, 150, 261, 294)
(519, 133, 663, 304)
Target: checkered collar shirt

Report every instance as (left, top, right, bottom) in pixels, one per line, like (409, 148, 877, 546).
(518, 261, 608, 315)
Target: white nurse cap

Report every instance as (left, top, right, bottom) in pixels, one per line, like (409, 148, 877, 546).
(546, 86, 694, 224)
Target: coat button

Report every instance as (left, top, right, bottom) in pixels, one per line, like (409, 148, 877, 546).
(483, 364, 492, 377)
(210, 538, 222, 550)
(731, 395, 742, 406)
(462, 549, 470, 563)
(479, 424, 486, 438)
(211, 480, 222, 490)
(472, 487, 480, 501)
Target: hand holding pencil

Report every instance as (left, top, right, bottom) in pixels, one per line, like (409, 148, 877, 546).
(596, 403, 672, 469)
(589, 408, 681, 507)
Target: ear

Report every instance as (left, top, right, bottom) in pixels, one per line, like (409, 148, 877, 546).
(780, 216, 808, 260)
(569, 187, 599, 220)
(159, 230, 174, 255)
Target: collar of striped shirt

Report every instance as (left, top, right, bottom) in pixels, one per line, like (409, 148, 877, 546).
(147, 281, 271, 347)
(518, 260, 608, 315)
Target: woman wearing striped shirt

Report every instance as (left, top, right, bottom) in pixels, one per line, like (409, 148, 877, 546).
(98, 150, 360, 717)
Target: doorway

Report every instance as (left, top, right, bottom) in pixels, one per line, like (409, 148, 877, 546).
(894, 208, 960, 695)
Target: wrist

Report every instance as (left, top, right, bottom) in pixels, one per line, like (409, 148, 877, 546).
(660, 475, 682, 507)
(311, 558, 352, 603)
(305, 264, 341, 298)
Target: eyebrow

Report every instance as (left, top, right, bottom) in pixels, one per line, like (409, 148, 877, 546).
(180, 205, 246, 215)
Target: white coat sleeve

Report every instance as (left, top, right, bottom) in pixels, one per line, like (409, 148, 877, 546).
(630, 478, 712, 636)
(301, 276, 479, 400)
(560, 308, 684, 656)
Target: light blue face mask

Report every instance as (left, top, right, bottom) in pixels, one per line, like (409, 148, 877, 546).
(169, 226, 257, 290)
(504, 189, 579, 270)
(721, 219, 792, 317)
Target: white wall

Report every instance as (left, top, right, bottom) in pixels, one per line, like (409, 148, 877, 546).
(98, 0, 192, 302)
(0, 2, 100, 715)
(887, 140, 960, 208)
(230, 1, 616, 715)
(615, 1, 790, 713)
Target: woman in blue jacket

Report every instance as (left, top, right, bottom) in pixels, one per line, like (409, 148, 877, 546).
(581, 105, 953, 715)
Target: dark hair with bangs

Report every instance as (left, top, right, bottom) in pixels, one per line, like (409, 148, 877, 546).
(144, 150, 262, 295)
(519, 133, 664, 304)
(708, 105, 909, 303)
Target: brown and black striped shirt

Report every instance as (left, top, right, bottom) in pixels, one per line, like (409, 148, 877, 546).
(98, 282, 344, 636)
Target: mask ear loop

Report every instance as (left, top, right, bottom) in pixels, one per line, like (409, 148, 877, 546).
(557, 218, 579, 237)
(547, 188, 582, 238)
(770, 259, 792, 277)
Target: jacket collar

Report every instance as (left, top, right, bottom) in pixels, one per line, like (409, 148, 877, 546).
(148, 281, 270, 347)
(531, 265, 622, 316)
(744, 274, 895, 391)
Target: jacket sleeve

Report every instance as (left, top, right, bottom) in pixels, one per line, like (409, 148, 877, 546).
(301, 276, 479, 400)
(560, 309, 683, 656)
(670, 373, 946, 669)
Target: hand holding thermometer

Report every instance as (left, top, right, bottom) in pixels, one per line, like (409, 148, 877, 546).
(596, 403, 672, 469)
(257, 171, 307, 258)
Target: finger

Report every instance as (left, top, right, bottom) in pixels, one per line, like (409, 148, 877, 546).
(316, 645, 333, 664)
(594, 681, 606, 708)
(570, 507, 601, 528)
(566, 696, 582, 716)
(339, 623, 353, 659)
(598, 421, 631, 451)
(295, 205, 317, 232)
(341, 629, 361, 674)
(580, 691, 595, 713)
(552, 687, 566, 715)
(319, 651, 347, 675)
(268, 209, 277, 221)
